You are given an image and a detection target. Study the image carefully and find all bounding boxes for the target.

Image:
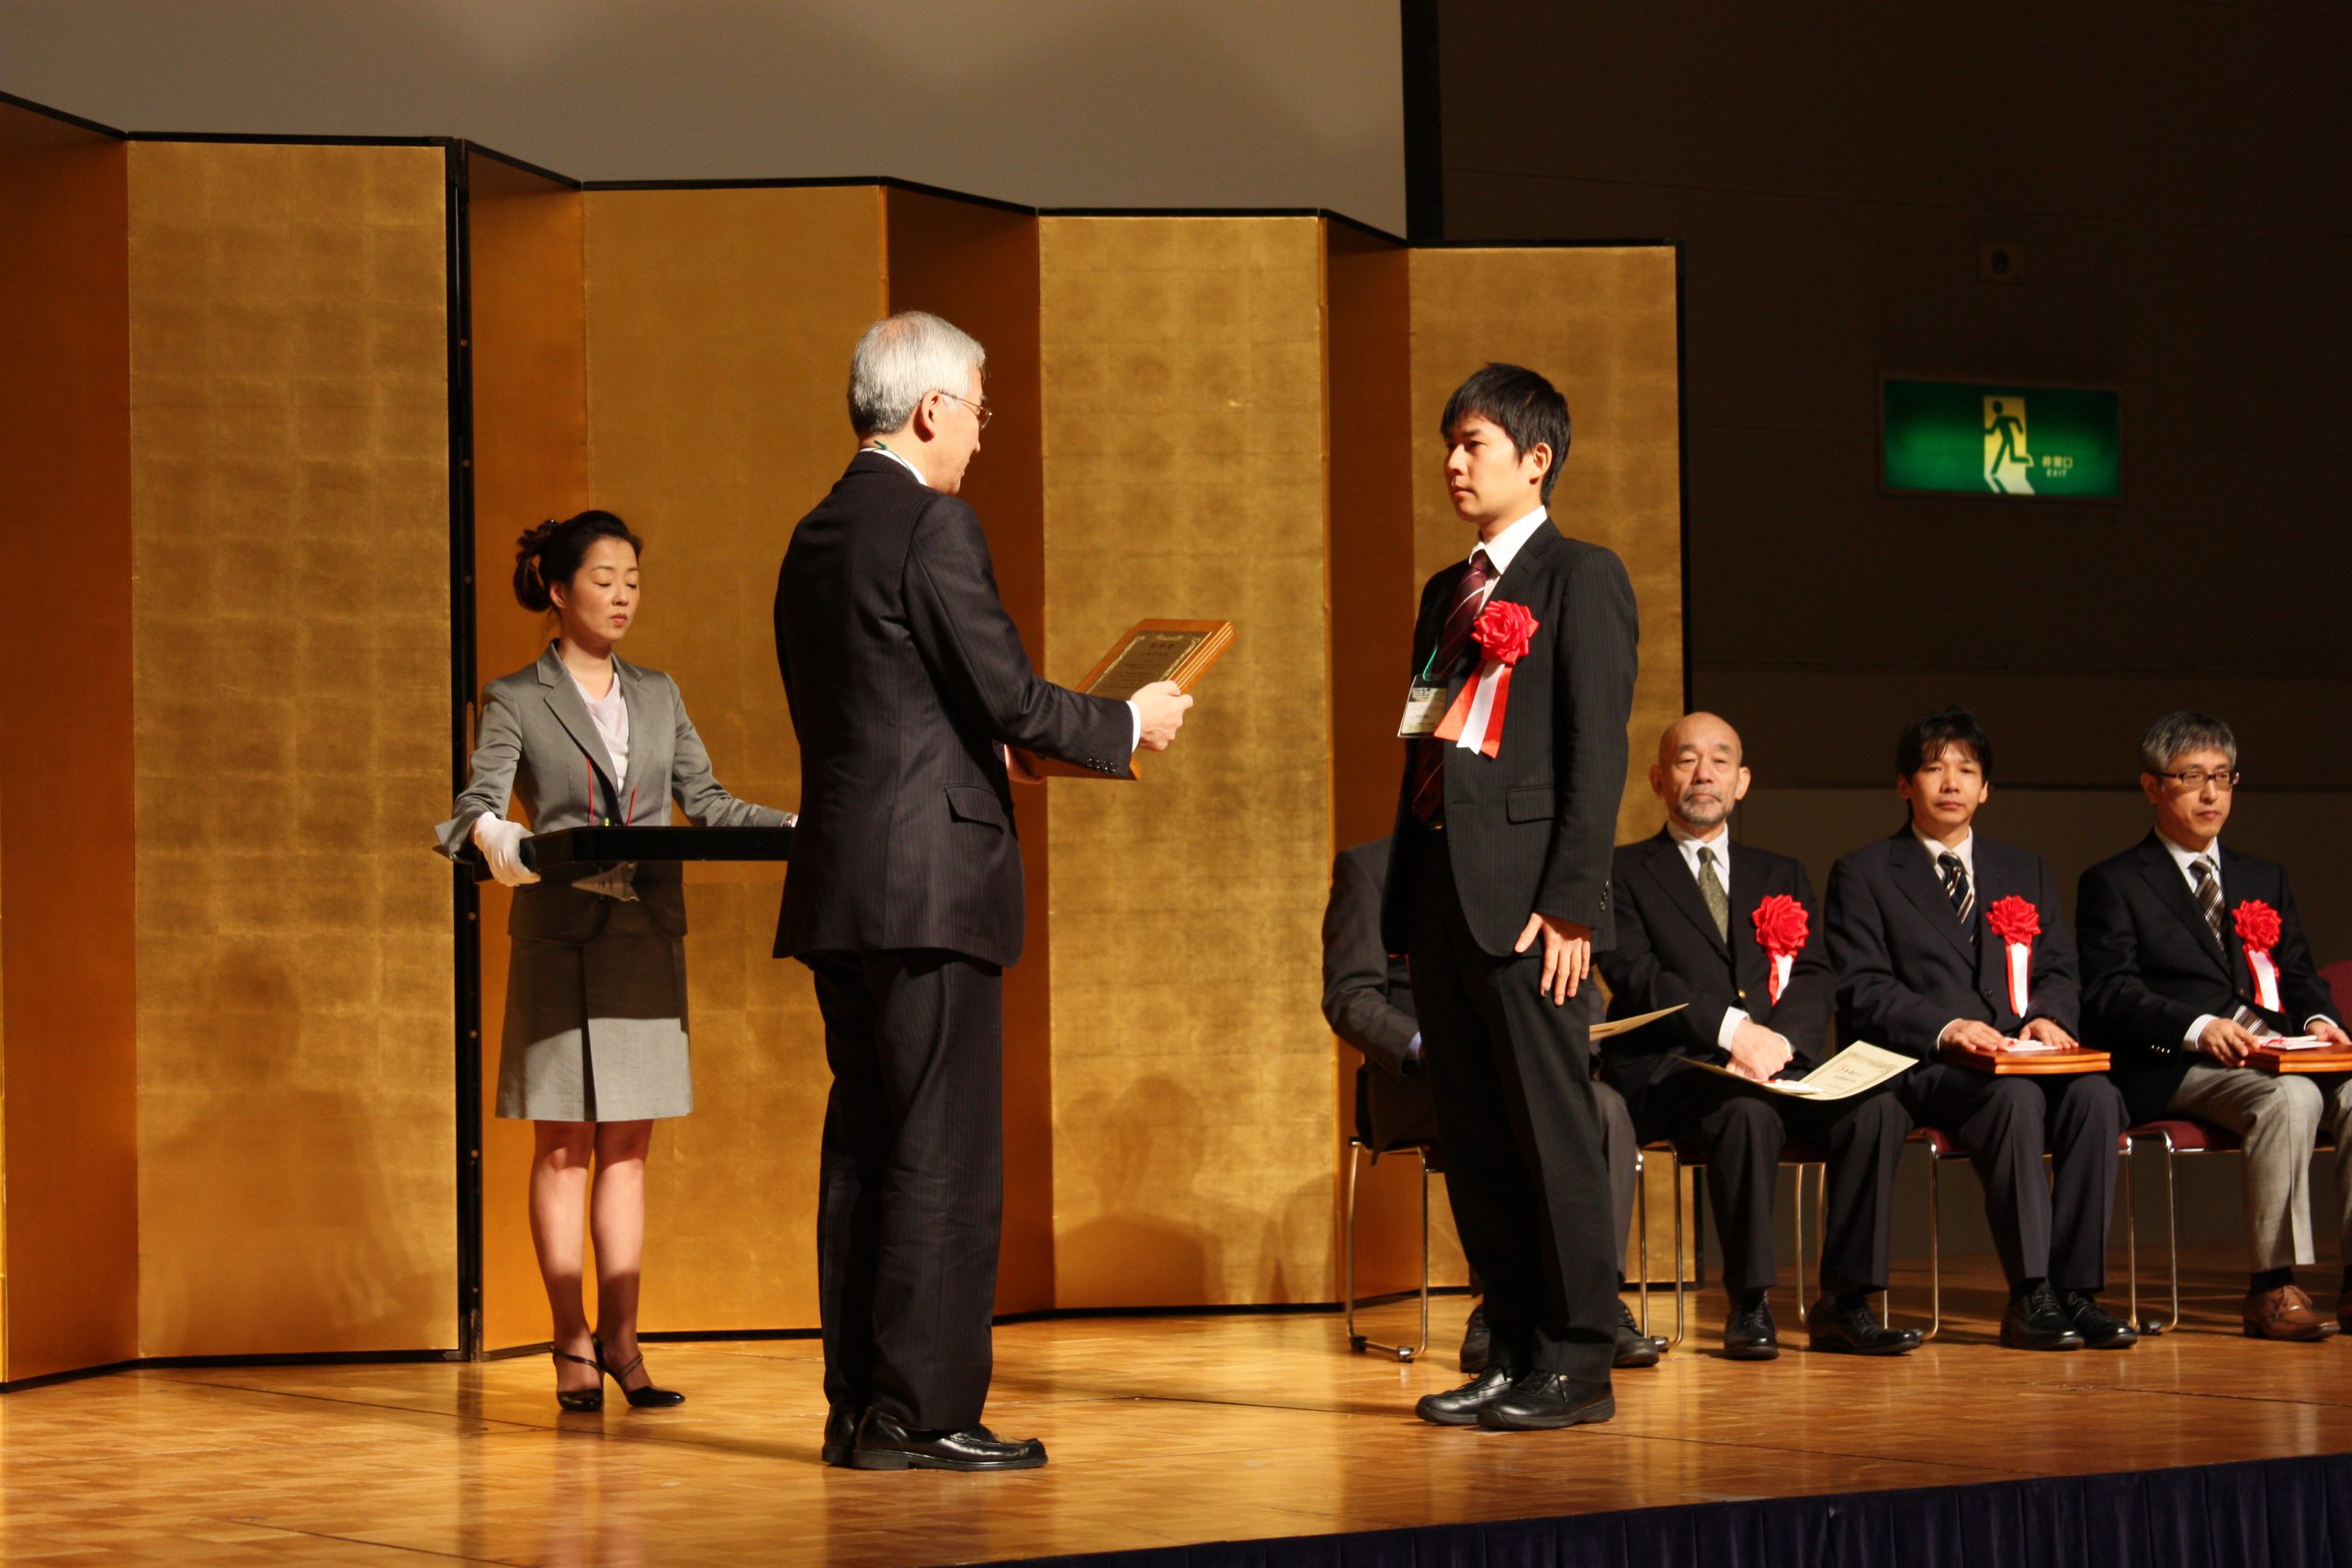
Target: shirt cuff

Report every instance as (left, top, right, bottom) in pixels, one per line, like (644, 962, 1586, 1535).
(2305, 1015, 2339, 1036)
(2185, 1013, 2219, 1050)
(1936, 1018, 1970, 1048)
(1716, 1008, 1747, 1050)
(1406, 1032, 1422, 1066)
(1126, 700, 1141, 755)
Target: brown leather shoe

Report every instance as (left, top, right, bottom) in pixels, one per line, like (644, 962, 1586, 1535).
(2242, 1284, 2339, 1341)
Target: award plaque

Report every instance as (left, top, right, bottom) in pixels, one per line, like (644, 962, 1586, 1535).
(2250, 1041, 2352, 1075)
(1946, 1043, 2112, 1076)
(1017, 619, 1235, 781)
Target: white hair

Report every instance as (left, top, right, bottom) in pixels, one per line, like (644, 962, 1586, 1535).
(847, 311, 985, 437)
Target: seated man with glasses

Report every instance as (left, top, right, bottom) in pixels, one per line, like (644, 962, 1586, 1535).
(2077, 711, 2352, 1341)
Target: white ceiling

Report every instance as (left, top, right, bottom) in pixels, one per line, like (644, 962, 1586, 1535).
(1, 0, 1408, 232)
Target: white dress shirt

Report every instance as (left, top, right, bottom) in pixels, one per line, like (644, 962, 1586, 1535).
(566, 662, 630, 792)
(863, 441, 1140, 755)
(1473, 503, 1552, 579)
(1665, 821, 1753, 1050)
(2156, 829, 2335, 1045)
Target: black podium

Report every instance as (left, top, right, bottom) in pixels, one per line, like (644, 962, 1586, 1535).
(471, 824, 794, 879)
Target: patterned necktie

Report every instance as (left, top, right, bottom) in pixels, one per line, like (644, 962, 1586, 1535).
(2191, 856, 2267, 1026)
(1938, 852, 1974, 925)
(1696, 845, 1730, 942)
(1408, 549, 1496, 828)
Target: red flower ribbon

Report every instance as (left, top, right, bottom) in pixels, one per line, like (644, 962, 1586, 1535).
(1751, 894, 1808, 1003)
(1434, 600, 1540, 759)
(1985, 896, 2040, 1017)
(2233, 899, 2284, 1011)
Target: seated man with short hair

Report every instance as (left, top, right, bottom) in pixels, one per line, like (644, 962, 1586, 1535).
(1599, 714, 1917, 1361)
(1322, 836, 1657, 1370)
(2077, 710, 2352, 1340)
(1826, 708, 2133, 1352)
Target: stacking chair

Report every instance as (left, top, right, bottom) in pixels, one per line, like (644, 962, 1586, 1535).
(1915, 1125, 2138, 1339)
(1341, 1061, 1442, 1361)
(1648, 1136, 1850, 1347)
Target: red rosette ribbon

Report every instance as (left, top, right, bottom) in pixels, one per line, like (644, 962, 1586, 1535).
(1750, 894, 1808, 1003)
(1985, 896, 2041, 1017)
(2233, 899, 2284, 1011)
(1434, 600, 1541, 759)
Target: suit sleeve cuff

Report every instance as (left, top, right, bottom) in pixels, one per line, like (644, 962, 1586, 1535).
(1717, 1008, 1747, 1050)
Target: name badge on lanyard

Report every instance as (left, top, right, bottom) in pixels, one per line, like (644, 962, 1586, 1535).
(1397, 683, 1450, 739)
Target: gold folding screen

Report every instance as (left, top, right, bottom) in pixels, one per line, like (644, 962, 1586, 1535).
(1, 102, 1682, 1372)
(128, 141, 456, 1355)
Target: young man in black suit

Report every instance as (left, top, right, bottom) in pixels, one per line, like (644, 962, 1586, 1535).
(777, 311, 1193, 1471)
(1600, 714, 1917, 1360)
(1382, 364, 1639, 1431)
(1826, 709, 2133, 1352)
(2077, 711, 2352, 1340)
(1323, 836, 1661, 1371)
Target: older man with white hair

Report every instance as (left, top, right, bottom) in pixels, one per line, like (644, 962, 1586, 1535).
(776, 311, 1193, 1470)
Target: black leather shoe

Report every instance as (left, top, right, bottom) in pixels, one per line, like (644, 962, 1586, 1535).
(1459, 1302, 1490, 1373)
(847, 1409, 1047, 1472)
(1724, 1294, 1779, 1360)
(1476, 1372, 1615, 1430)
(1999, 1282, 2086, 1350)
(1613, 1301, 1660, 1368)
(2060, 1291, 2140, 1350)
(820, 1406, 860, 1467)
(1413, 1365, 1519, 1426)
(1806, 1294, 1920, 1356)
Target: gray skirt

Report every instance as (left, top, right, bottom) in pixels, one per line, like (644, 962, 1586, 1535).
(497, 897, 692, 1122)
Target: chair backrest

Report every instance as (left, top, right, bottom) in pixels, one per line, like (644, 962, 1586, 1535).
(2324, 960, 2352, 1028)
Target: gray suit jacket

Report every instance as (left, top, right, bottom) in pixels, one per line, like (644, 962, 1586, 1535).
(437, 644, 788, 943)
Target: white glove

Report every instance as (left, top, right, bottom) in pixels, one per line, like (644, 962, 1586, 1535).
(472, 814, 540, 886)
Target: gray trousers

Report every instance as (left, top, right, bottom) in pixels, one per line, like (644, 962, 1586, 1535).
(2164, 1065, 2352, 1269)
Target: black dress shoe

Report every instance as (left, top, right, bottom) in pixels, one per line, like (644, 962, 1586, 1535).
(1806, 1294, 1920, 1356)
(1413, 1365, 1519, 1427)
(820, 1406, 860, 1467)
(847, 1409, 1047, 1472)
(2060, 1291, 2140, 1349)
(1724, 1294, 1779, 1360)
(1999, 1282, 2086, 1350)
(1613, 1301, 1660, 1368)
(1476, 1371, 1615, 1431)
(1459, 1302, 1490, 1373)
(593, 1336, 684, 1408)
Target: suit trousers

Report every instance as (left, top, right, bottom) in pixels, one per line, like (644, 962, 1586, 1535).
(1466, 1081, 1638, 1299)
(803, 947, 1004, 1431)
(1632, 1066, 1909, 1297)
(1900, 1062, 2127, 1293)
(2162, 1064, 2352, 1270)
(1403, 829, 1617, 1382)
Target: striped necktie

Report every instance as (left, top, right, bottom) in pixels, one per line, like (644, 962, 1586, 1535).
(2191, 856, 2267, 1027)
(1938, 852, 1974, 925)
(1408, 549, 1496, 828)
(1696, 845, 1730, 942)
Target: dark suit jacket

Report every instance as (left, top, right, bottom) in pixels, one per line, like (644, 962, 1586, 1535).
(774, 452, 1134, 966)
(2077, 832, 2337, 1122)
(1380, 525, 1638, 958)
(1322, 836, 1438, 1150)
(1826, 825, 2080, 1056)
(1598, 829, 1837, 1098)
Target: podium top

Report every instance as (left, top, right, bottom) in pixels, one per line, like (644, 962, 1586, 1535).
(482, 824, 795, 879)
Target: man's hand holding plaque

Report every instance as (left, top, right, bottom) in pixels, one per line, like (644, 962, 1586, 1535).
(1133, 680, 1193, 751)
(1013, 619, 1230, 780)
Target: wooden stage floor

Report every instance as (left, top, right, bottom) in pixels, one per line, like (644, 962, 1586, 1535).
(6, 1249, 2350, 1566)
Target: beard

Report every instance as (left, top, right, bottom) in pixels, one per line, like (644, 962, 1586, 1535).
(1677, 789, 1729, 829)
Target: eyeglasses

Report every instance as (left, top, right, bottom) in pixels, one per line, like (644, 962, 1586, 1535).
(937, 391, 992, 431)
(2159, 769, 2241, 792)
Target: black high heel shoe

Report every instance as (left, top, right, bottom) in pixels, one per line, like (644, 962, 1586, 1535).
(594, 1334, 685, 1408)
(552, 1348, 603, 1412)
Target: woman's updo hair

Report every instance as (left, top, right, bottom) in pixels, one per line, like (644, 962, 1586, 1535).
(513, 510, 643, 613)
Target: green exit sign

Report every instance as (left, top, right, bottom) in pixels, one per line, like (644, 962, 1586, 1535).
(1883, 379, 2120, 499)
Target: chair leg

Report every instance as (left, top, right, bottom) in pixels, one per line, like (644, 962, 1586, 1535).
(1668, 1152, 1689, 1348)
(1410, 1155, 1430, 1361)
(1635, 1147, 1651, 1339)
(1344, 1141, 1366, 1353)
(2123, 1139, 2144, 1335)
(2159, 1134, 2183, 1336)
(1923, 1152, 1943, 1342)
(1792, 1165, 1808, 1327)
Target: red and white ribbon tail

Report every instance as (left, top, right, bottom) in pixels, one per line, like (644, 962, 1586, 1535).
(2005, 939, 2032, 1017)
(1770, 953, 1792, 1005)
(2248, 949, 2282, 1012)
(1449, 660, 1510, 757)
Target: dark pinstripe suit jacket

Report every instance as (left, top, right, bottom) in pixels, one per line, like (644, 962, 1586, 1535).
(774, 452, 1133, 967)
(1826, 826, 2081, 1056)
(1380, 523, 1638, 958)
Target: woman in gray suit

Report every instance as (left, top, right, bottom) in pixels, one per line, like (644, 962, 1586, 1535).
(437, 510, 790, 1412)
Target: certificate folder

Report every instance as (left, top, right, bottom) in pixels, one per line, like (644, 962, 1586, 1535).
(1016, 619, 1235, 781)
(469, 824, 794, 880)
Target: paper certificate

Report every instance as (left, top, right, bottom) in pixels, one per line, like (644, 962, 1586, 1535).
(1590, 1004, 1688, 1043)
(1688, 1042, 1916, 1101)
